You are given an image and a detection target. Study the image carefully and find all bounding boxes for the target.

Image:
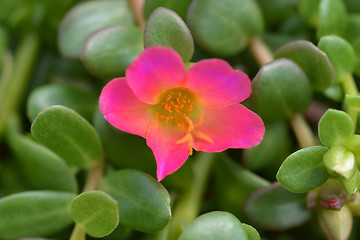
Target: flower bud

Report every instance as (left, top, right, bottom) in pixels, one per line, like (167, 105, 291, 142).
(318, 205, 352, 240)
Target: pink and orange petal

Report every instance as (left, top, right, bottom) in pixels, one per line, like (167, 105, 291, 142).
(99, 46, 265, 181)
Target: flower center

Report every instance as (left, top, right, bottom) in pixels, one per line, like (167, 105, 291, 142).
(156, 88, 196, 126)
(155, 88, 213, 156)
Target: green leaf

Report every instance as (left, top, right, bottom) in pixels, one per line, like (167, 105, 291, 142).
(31, 105, 102, 168)
(241, 223, 260, 240)
(0, 191, 75, 239)
(143, 0, 192, 20)
(345, 14, 360, 42)
(323, 146, 356, 179)
(215, 154, 270, 219)
(93, 109, 156, 174)
(274, 40, 335, 91)
(353, 38, 360, 77)
(71, 191, 119, 238)
(318, 35, 356, 83)
(317, 0, 348, 39)
(277, 146, 330, 193)
(101, 169, 171, 232)
(298, 0, 321, 27)
(318, 109, 353, 147)
(249, 58, 312, 120)
(6, 118, 77, 192)
(187, 0, 264, 56)
(144, 7, 194, 62)
(27, 83, 97, 122)
(340, 170, 360, 194)
(58, 0, 134, 58)
(81, 25, 143, 80)
(244, 121, 292, 171)
(244, 183, 311, 230)
(178, 211, 248, 240)
(256, 0, 298, 26)
(345, 95, 360, 109)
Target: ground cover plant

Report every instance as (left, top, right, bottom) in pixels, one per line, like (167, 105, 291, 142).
(1, 0, 360, 239)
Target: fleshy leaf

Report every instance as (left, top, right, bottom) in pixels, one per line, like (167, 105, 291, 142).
(27, 83, 97, 122)
(318, 35, 356, 83)
(298, 0, 320, 27)
(241, 223, 260, 240)
(178, 211, 248, 240)
(58, 0, 134, 58)
(277, 146, 330, 193)
(244, 183, 311, 230)
(144, 7, 194, 62)
(0, 191, 75, 239)
(249, 58, 312, 120)
(345, 95, 360, 109)
(71, 191, 119, 238)
(318, 109, 353, 147)
(244, 121, 292, 171)
(340, 170, 360, 194)
(31, 105, 102, 168)
(6, 118, 77, 192)
(323, 146, 356, 179)
(100, 169, 171, 232)
(317, 0, 348, 39)
(81, 25, 143, 80)
(215, 154, 270, 219)
(274, 40, 335, 91)
(187, 0, 264, 56)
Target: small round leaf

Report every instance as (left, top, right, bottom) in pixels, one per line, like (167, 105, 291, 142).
(101, 169, 171, 232)
(31, 105, 102, 168)
(178, 211, 248, 240)
(318, 35, 356, 83)
(0, 191, 75, 239)
(277, 146, 330, 193)
(81, 25, 143, 80)
(144, 7, 194, 62)
(187, 0, 264, 56)
(317, 0, 347, 39)
(71, 191, 119, 238)
(244, 183, 311, 230)
(58, 0, 134, 58)
(274, 40, 335, 91)
(241, 223, 260, 240)
(249, 58, 312, 120)
(318, 109, 353, 147)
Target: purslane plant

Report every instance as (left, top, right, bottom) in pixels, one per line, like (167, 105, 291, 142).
(1, 0, 360, 240)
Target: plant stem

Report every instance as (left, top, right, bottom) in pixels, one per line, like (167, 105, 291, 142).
(69, 160, 105, 240)
(167, 152, 216, 240)
(248, 36, 274, 66)
(129, 0, 145, 31)
(342, 74, 359, 128)
(0, 32, 40, 139)
(290, 114, 316, 148)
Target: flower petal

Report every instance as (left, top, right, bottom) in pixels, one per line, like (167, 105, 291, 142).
(193, 104, 264, 152)
(126, 46, 187, 104)
(146, 122, 189, 181)
(99, 78, 153, 138)
(187, 59, 252, 108)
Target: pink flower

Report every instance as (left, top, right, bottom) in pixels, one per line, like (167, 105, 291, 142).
(99, 46, 264, 181)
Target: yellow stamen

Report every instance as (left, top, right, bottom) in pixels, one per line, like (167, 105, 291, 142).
(176, 112, 213, 155)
